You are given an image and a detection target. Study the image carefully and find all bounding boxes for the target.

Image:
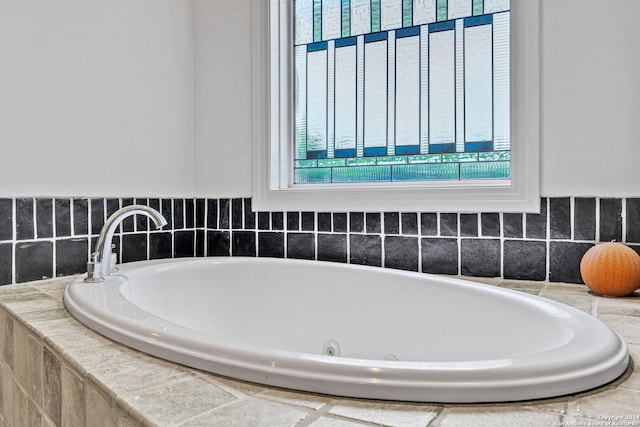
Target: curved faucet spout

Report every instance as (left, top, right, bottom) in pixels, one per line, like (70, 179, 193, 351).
(84, 205, 167, 282)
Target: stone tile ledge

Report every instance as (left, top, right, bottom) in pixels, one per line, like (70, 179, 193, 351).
(0, 276, 637, 426)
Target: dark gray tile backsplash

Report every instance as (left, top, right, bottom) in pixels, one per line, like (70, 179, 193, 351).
(1, 196, 639, 286)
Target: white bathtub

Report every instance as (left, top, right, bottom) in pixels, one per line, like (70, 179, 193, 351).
(63, 257, 629, 403)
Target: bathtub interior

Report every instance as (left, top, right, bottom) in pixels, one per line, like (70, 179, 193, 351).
(65, 257, 630, 403)
(121, 259, 584, 361)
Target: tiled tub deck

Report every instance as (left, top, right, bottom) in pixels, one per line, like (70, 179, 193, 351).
(0, 276, 638, 427)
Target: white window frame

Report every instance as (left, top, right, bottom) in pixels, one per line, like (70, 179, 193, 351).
(252, 0, 539, 213)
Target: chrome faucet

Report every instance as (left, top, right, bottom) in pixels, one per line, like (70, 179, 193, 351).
(84, 205, 167, 282)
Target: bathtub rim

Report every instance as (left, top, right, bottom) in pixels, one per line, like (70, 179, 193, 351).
(63, 257, 630, 403)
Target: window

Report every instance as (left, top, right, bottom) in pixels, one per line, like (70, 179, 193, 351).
(252, 0, 539, 212)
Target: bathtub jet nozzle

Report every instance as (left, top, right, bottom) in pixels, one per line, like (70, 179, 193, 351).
(84, 205, 168, 283)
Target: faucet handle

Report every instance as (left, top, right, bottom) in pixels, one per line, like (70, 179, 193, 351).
(83, 252, 105, 283)
(110, 247, 119, 273)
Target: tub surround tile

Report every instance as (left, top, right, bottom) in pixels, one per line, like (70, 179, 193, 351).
(498, 279, 547, 294)
(72, 198, 89, 237)
(127, 378, 236, 425)
(54, 198, 72, 238)
(349, 234, 382, 267)
(45, 327, 112, 355)
(15, 198, 34, 241)
(173, 199, 185, 230)
(597, 295, 640, 317)
(65, 343, 144, 372)
(207, 199, 219, 229)
(574, 388, 640, 421)
(0, 198, 13, 241)
(43, 346, 62, 426)
(181, 399, 311, 427)
(0, 243, 12, 285)
(1, 362, 16, 425)
(420, 213, 438, 236)
(318, 233, 348, 263)
(196, 230, 204, 258)
(422, 238, 458, 275)
(55, 237, 89, 276)
(538, 290, 595, 313)
(302, 211, 315, 231)
(90, 359, 192, 400)
(333, 213, 348, 233)
(25, 317, 75, 342)
(15, 241, 53, 283)
(218, 199, 230, 229)
(349, 212, 364, 233)
(460, 214, 478, 237)
(269, 211, 283, 231)
(207, 231, 230, 257)
(287, 233, 315, 260)
(437, 407, 563, 427)
(329, 400, 441, 427)
(61, 364, 85, 427)
(231, 231, 256, 257)
(135, 198, 150, 232)
(384, 212, 400, 235)
(107, 198, 121, 224)
(318, 212, 332, 232)
(401, 213, 418, 235)
(440, 213, 458, 237)
(502, 213, 523, 238)
(626, 198, 640, 243)
(461, 239, 501, 277)
(365, 213, 381, 234)
(13, 383, 30, 427)
(20, 307, 70, 324)
(161, 198, 174, 231)
(597, 314, 640, 344)
(257, 388, 330, 410)
(550, 197, 571, 240)
(148, 198, 162, 224)
(186, 198, 196, 229)
(210, 375, 266, 397)
(84, 377, 121, 427)
(2, 195, 640, 288)
(480, 213, 501, 237)
(258, 232, 285, 258)
(196, 199, 206, 229)
(232, 198, 244, 230)
(287, 211, 300, 231)
(257, 211, 270, 230)
(121, 198, 135, 232)
(12, 322, 31, 397)
(385, 236, 419, 272)
(549, 242, 593, 283)
(309, 416, 369, 426)
(121, 234, 148, 263)
(526, 198, 547, 240)
(574, 198, 596, 241)
(149, 232, 173, 260)
(90, 198, 105, 235)
(599, 198, 623, 242)
(174, 230, 196, 258)
(503, 240, 547, 281)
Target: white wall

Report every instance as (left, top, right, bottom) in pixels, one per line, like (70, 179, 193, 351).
(1, 0, 639, 200)
(541, 0, 640, 197)
(0, 0, 195, 197)
(194, 0, 640, 199)
(194, 0, 253, 198)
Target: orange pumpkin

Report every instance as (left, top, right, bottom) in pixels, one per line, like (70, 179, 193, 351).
(580, 242, 640, 297)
